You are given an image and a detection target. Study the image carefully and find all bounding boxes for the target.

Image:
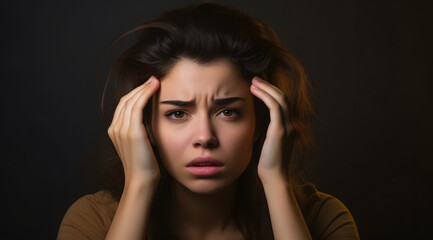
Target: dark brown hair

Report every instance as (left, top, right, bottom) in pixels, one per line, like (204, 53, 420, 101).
(96, 1, 316, 239)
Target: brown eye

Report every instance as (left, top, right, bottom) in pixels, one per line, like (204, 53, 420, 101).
(222, 109, 233, 116)
(218, 109, 240, 118)
(165, 110, 189, 120)
(173, 111, 185, 118)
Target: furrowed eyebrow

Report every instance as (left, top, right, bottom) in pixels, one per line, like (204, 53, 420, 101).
(160, 97, 245, 106)
(213, 97, 245, 105)
(160, 100, 194, 107)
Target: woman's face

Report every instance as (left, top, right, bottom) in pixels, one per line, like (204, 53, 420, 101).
(151, 58, 256, 194)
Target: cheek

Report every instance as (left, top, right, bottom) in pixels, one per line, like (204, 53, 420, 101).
(154, 122, 191, 170)
(219, 121, 255, 161)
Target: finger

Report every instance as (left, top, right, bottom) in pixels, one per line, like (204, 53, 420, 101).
(110, 76, 155, 131)
(110, 76, 156, 163)
(250, 84, 285, 138)
(120, 77, 157, 132)
(252, 77, 289, 120)
(130, 78, 160, 130)
(117, 78, 159, 169)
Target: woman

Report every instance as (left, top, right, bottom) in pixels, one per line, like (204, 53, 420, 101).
(58, 2, 359, 240)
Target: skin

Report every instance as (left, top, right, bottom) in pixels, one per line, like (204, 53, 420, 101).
(151, 58, 256, 239)
(106, 57, 312, 240)
(151, 58, 256, 195)
(250, 78, 313, 240)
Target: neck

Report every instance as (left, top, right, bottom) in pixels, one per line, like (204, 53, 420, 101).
(168, 180, 238, 237)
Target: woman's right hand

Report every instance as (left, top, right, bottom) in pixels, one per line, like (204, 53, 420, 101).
(107, 76, 161, 186)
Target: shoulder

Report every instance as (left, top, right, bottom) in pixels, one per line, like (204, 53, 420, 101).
(293, 183, 360, 240)
(57, 190, 119, 240)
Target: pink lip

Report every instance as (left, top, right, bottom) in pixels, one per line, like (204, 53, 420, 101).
(186, 156, 224, 167)
(186, 156, 224, 176)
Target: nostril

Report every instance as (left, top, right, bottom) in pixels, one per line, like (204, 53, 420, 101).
(193, 138, 218, 148)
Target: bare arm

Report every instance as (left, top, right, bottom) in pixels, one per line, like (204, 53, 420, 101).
(251, 76, 312, 240)
(105, 76, 161, 240)
(261, 176, 312, 240)
(105, 178, 159, 240)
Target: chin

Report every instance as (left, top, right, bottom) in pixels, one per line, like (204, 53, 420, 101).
(178, 178, 236, 195)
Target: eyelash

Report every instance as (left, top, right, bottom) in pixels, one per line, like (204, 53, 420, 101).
(164, 108, 241, 121)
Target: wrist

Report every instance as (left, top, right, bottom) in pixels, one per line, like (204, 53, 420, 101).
(125, 174, 160, 192)
(259, 170, 287, 186)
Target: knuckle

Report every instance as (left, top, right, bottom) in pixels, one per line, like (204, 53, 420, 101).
(123, 98, 132, 108)
(113, 126, 123, 136)
(120, 94, 129, 102)
(107, 127, 112, 136)
(118, 96, 126, 105)
(109, 125, 117, 134)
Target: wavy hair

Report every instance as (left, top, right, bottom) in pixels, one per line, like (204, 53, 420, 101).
(96, 1, 316, 239)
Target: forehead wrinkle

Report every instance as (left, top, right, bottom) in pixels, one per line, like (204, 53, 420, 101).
(160, 80, 239, 102)
(158, 58, 248, 103)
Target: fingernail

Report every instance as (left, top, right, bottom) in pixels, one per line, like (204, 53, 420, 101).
(145, 76, 154, 85)
(151, 76, 158, 85)
(252, 76, 261, 83)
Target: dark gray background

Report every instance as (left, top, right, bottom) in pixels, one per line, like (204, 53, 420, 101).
(1, 0, 432, 239)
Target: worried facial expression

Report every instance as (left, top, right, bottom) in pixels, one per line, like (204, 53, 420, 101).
(151, 58, 257, 194)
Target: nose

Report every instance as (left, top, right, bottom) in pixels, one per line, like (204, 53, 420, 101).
(192, 114, 218, 149)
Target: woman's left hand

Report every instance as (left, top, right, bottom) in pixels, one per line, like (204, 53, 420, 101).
(250, 76, 293, 182)
(251, 76, 312, 240)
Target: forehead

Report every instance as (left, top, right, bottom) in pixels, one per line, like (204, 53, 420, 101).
(158, 58, 249, 99)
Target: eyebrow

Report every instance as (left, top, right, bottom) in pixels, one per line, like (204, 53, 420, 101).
(160, 97, 245, 107)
